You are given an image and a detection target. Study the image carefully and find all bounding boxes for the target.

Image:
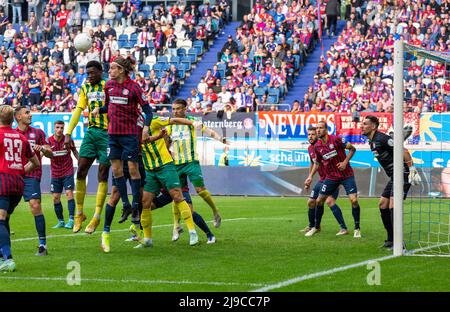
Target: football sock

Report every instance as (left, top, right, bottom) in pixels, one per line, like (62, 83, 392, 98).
(0, 220, 11, 260)
(140, 208, 153, 239)
(132, 202, 142, 226)
(330, 204, 347, 229)
(34, 215, 46, 246)
(380, 208, 393, 242)
(352, 204, 361, 230)
(103, 204, 116, 233)
(172, 203, 180, 228)
(315, 205, 324, 228)
(54, 202, 64, 221)
(94, 182, 108, 219)
(67, 199, 75, 220)
(176, 200, 195, 231)
(308, 207, 315, 228)
(130, 179, 141, 211)
(75, 179, 86, 215)
(198, 189, 219, 215)
(115, 176, 131, 208)
(389, 208, 394, 241)
(192, 211, 212, 236)
(5, 217, 10, 235)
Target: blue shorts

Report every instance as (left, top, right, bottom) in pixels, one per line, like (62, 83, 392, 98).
(107, 134, 140, 162)
(153, 190, 192, 209)
(319, 176, 358, 196)
(310, 181, 339, 200)
(0, 195, 22, 215)
(23, 177, 41, 202)
(51, 175, 75, 193)
(112, 158, 146, 187)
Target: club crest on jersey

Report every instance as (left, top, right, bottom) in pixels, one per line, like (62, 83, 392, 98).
(122, 89, 129, 95)
(30, 133, 36, 139)
(329, 144, 334, 149)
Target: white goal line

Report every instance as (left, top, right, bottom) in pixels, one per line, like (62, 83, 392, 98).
(251, 242, 450, 292)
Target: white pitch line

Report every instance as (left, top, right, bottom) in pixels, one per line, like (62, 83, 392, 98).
(11, 217, 292, 243)
(0, 276, 268, 288)
(251, 243, 450, 292)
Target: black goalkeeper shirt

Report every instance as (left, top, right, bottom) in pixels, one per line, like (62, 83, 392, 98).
(369, 131, 409, 178)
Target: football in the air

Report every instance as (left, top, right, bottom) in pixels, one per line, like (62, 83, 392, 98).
(73, 33, 92, 52)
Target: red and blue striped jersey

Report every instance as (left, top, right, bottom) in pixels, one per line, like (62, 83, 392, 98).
(16, 126, 46, 179)
(48, 134, 74, 178)
(105, 78, 149, 135)
(314, 134, 354, 181)
(308, 143, 326, 182)
(0, 126, 35, 195)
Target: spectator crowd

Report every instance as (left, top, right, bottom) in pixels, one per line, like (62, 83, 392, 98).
(0, 0, 230, 112)
(295, 0, 449, 114)
(186, 0, 322, 113)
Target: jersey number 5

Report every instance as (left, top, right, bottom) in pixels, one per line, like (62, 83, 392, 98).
(4, 138, 23, 162)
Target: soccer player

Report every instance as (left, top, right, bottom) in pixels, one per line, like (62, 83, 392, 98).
(92, 55, 154, 230)
(168, 98, 225, 229)
(64, 60, 109, 234)
(305, 120, 362, 238)
(170, 174, 216, 244)
(136, 115, 204, 248)
(48, 121, 79, 229)
(15, 106, 53, 256)
(0, 105, 40, 272)
(361, 116, 420, 248)
(304, 125, 348, 236)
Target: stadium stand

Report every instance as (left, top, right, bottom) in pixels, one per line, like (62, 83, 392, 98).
(0, 0, 230, 112)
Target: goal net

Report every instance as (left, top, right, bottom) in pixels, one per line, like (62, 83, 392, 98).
(396, 42, 450, 257)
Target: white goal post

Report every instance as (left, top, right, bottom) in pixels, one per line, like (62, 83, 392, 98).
(393, 41, 450, 256)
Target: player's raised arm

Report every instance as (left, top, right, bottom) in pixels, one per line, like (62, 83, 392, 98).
(64, 85, 87, 149)
(201, 127, 228, 144)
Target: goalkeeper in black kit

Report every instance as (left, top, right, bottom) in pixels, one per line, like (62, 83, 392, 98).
(361, 115, 421, 249)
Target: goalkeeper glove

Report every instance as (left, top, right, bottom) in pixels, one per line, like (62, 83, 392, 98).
(408, 166, 422, 185)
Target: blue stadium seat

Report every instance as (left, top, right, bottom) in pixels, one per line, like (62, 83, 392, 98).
(142, 5, 152, 14)
(188, 48, 198, 60)
(119, 34, 129, 41)
(129, 39, 137, 47)
(48, 41, 55, 49)
(177, 49, 186, 57)
(139, 64, 150, 72)
(178, 70, 186, 79)
(158, 55, 168, 63)
(170, 56, 180, 64)
(152, 63, 163, 71)
(130, 33, 138, 42)
(180, 60, 191, 71)
(268, 87, 281, 98)
(254, 87, 266, 97)
(185, 54, 196, 64)
(267, 95, 279, 104)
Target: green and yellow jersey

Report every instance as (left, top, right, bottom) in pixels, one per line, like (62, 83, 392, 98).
(76, 80, 108, 130)
(142, 116, 174, 170)
(168, 115, 205, 165)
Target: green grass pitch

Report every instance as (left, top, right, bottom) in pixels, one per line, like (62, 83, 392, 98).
(0, 196, 448, 292)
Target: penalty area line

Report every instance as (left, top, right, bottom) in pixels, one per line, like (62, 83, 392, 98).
(251, 243, 448, 292)
(0, 275, 268, 288)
